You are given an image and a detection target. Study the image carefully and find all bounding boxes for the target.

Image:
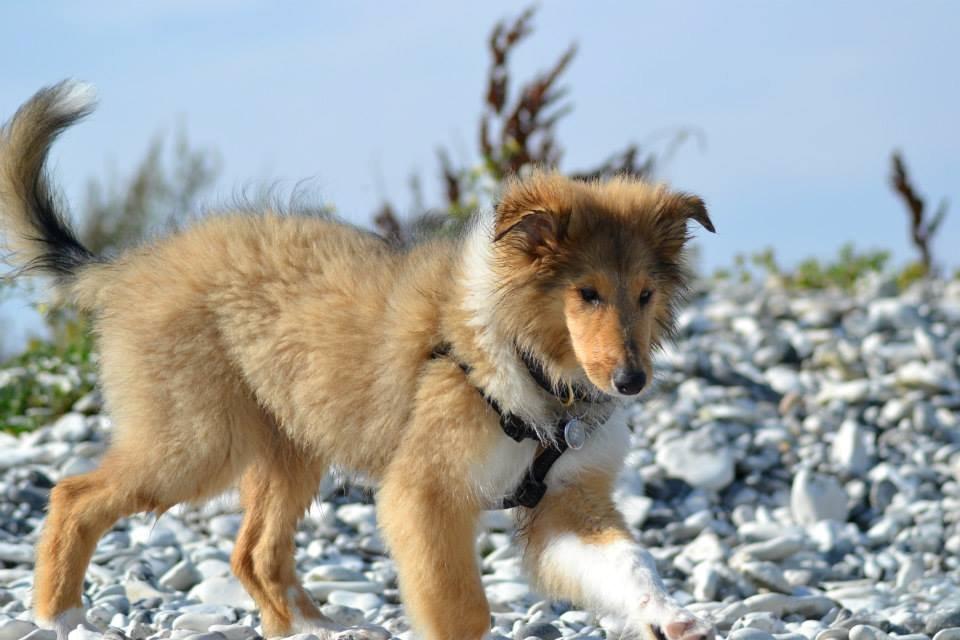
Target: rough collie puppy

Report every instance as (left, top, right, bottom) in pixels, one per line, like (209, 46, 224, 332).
(0, 82, 716, 640)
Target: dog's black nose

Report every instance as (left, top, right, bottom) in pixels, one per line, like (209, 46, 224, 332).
(613, 368, 646, 395)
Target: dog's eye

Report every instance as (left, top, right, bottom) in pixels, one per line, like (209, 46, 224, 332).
(579, 287, 602, 305)
(638, 289, 654, 306)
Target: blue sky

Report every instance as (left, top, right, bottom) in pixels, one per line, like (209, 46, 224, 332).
(1, 1, 958, 347)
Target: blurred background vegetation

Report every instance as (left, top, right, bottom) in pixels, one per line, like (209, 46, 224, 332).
(0, 6, 952, 432)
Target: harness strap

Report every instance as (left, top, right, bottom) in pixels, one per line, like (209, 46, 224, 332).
(429, 342, 571, 509)
(516, 347, 598, 404)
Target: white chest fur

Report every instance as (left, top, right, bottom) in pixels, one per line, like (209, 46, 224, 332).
(469, 407, 630, 507)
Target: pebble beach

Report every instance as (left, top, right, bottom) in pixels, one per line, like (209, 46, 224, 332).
(2, 275, 960, 640)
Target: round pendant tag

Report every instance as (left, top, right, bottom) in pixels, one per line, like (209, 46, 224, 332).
(564, 418, 586, 450)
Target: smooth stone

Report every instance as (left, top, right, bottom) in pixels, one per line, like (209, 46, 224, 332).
(305, 565, 367, 583)
(129, 525, 177, 548)
(207, 515, 242, 539)
(22, 631, 57, 640)
(656, 432, 736, 490)
(195, 559, 232, 580)
(739, 561, 791, 593)
(304, 581, 383, 600)
(729, 629, 776, 640)
(486, 581, 531, 605)
(717, 595, 836, 627)
(326, 590, 383, 611)
(831, 420, 872, 476)
(895, 555, 924, 591)
(335, 504, 377, 530)
(934, 630, 960, 640)
(791, 469, 848, 525)
(181, 634, 227, 640)
(928, 611, 960, 635)
(734, 535, 806, 562)
(333, 625, 390, 640)
(206, 625, 259, 640)
(320, 603, 366, 626)
(816, 380, 870, 404)
(187, 576, 255, 610)
(730, 612, 786, 633)
(559, 611, 592, 628)
(51, 413, 91, 442)
(172, 612, 233, 631)
(848, 625, 889, 640)
(67, 629, 104, 640)
(0, 619, 39, 640)
(0, 543, 34, 565)
(160, 560, 203, 592)
(692, 562, 721, 601)
(60, 456, 98, 478)
(515, 621, 562, 640)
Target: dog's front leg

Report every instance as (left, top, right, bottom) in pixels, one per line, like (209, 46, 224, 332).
(521, 470, 714, 640)
(378, 473, 491, 640)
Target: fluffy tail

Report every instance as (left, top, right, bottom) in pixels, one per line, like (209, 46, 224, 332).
(0, 80, 99, 284)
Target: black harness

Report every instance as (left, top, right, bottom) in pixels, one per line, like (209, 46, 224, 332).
(430, 342, 598, 510)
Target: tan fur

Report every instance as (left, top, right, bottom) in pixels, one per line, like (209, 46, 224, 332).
(1, 84, 715, 640)
(524, 470, 632, 601)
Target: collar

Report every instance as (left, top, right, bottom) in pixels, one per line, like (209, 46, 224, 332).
(515, 346, 600, 405)
(430, 341, 598, 509)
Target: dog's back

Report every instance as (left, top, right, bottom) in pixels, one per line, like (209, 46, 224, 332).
(0, 84, 458, 635)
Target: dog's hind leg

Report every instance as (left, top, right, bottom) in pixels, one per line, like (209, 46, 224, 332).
(33, 461, 144, 637)
(34, 387, 265, 638)
(231, 437, 338, 638)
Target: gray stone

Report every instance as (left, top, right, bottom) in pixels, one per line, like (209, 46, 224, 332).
(206, 626, 259, 640)
(848, 625, 889, 640)
(207, 515, 242, 539)
(791, 469, 848, 524)
(739, 561, 791, 593)
(0, 619, 39, 640)
(515, 622, 562, 640)
(326, 590, 382, 611)
(831, 420, 873, 476)
(320, 603, 366, 626)
(0, 543, 34, 565)
(729, 629, 776, 640)
(333, 625, 390, 640)
(656, 432, 736, 490)
(172, 611, 233, 631)
(928, 610, 960, 635)
(159, 560, 202, 592)
(51, 413, 91, 442)
(187, 576, 255, 611)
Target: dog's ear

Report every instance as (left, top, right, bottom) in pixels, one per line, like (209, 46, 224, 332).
(493, 173, 573, 257)
(654, 193, 714, 257)
(676, 194, 714, 233)
(493, 209, 565, 256)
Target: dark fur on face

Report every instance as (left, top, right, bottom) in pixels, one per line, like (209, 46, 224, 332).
(489, 171, 714, 396)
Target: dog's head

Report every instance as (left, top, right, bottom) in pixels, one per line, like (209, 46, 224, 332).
(490, 171, 714, 398)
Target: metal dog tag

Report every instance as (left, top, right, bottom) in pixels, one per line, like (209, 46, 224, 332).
(564, 418, 586, 450)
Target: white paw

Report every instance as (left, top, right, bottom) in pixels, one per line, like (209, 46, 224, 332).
(37, 608, 100, 640)
(288, 618, 344, 640)
(637, 608, 715, 640)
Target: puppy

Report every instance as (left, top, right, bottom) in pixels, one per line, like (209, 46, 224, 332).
(0, 82, 716, 640)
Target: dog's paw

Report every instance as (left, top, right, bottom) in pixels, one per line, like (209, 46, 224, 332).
(638, 609, 715, 640)
(37, 607, 100, 640)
